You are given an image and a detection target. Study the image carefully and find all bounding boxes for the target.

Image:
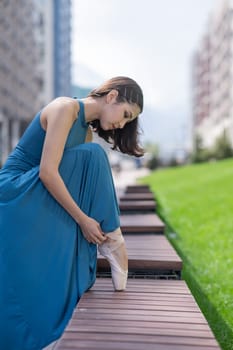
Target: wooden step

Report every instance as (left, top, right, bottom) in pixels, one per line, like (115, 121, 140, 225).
(119, 200, 156, 213)
(120, 193, 155, 201)
(54, 279, 220, 350)
(125, 185, 151, 193)
(97, 234, 182, 276)
(120, 214, 165, 233)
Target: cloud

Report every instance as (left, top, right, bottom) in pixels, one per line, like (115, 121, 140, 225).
(72, 62, 104, 87)
(140, 104, 192, 152)
(72, 0, 215, 152)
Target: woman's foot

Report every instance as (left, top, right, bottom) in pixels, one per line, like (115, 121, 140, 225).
(98, 228, 128, 291)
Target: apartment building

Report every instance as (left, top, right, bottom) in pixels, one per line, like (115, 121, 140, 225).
(192, 0, 233, 149)
(0, 1, 41, 163)
(53, 0, 72, 98)
(38, 0, 72, 102)
(0, 0, 72, 164)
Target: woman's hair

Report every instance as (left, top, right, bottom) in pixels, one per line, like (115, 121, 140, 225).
(87, 76, 144, 157)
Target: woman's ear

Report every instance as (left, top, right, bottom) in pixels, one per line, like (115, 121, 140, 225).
(106, 89, 119, 103)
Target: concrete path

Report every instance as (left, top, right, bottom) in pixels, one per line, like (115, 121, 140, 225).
(112, 167, 150, 195)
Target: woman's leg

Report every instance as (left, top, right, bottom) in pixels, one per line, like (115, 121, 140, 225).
(60, 143, 127, 291)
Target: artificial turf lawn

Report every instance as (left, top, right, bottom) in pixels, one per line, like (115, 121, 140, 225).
(141, 158, 233, 349)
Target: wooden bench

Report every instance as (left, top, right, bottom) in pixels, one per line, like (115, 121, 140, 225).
(119, 200, 156, 213)
(54, 279, 220, 350)
(46, 185, 220, 350)
(97, 234, 182, 277)
(120, 214, 165, 234)
(125, 184, 151, 193)
(120, 193, 155, 201)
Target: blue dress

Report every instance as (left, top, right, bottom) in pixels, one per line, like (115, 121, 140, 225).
(0, 100, 120, 350)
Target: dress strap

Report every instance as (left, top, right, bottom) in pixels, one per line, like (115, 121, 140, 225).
(76, 99, 88, 128)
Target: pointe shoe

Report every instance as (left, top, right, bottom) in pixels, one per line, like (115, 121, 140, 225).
(98, 228, 128, 291)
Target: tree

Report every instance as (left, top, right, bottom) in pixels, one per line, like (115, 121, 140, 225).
(191, 130, 233, 163)
(144, 141, 160, 170)
(212, 130, 233, 159)
(191, 134, 212, 163)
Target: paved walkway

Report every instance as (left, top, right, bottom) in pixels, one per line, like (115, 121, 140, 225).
(112, 167, 150, 193)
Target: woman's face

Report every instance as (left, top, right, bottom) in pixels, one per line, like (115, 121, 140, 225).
(100, 91, 141, 131)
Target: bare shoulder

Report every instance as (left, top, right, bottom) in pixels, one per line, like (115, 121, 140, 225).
(40, 97, 80, 129)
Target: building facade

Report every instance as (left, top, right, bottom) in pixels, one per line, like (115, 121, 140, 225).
(0, 0, 41, 163)
(53, 0, 72, 98)
(192, 0, 233, 149)
(0, 0, 72, 164)
(38, 0, 72, 102)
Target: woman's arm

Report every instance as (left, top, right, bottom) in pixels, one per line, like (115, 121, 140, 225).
(39, 97, 106, 245)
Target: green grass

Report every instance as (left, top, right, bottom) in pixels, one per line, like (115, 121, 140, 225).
(141, 158, 233, 349)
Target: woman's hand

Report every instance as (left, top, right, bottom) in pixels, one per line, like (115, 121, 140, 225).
(79, 215, 107, 244)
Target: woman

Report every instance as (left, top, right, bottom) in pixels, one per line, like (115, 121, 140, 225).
(0, 76, 144, 349)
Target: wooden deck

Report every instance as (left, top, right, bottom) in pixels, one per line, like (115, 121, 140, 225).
(119, 199, 156, 212)
(125, 184, 151, 193)
(97, 234, 182, 276)
(120, 213, 165, 233)
(54, 279, 220, 350)
(47, 184, 220, 350)
(120, 192, 155, 201)
(126, 184, 150, 190)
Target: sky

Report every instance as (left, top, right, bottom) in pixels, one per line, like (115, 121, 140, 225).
(71, 0, 218, 156)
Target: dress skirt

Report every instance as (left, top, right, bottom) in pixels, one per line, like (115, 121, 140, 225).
(0, 143, 120, 350)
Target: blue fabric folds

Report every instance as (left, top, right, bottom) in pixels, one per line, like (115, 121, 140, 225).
(0, 101, 120, 349)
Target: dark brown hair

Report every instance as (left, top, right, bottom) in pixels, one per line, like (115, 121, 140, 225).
(88, 76, 144, 157)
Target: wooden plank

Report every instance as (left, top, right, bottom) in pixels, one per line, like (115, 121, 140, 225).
(120, 193, 155, 201)
(119, 200, 156, 212)
(120, 214, 165, 233)
(54, 279, 220, 350)
(125, 185, 151, 193)
(92, 278, 189, 292)
(55, 340, 219, 350)
(126, 185, 150, 190)
(97, 235, 182, 273)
